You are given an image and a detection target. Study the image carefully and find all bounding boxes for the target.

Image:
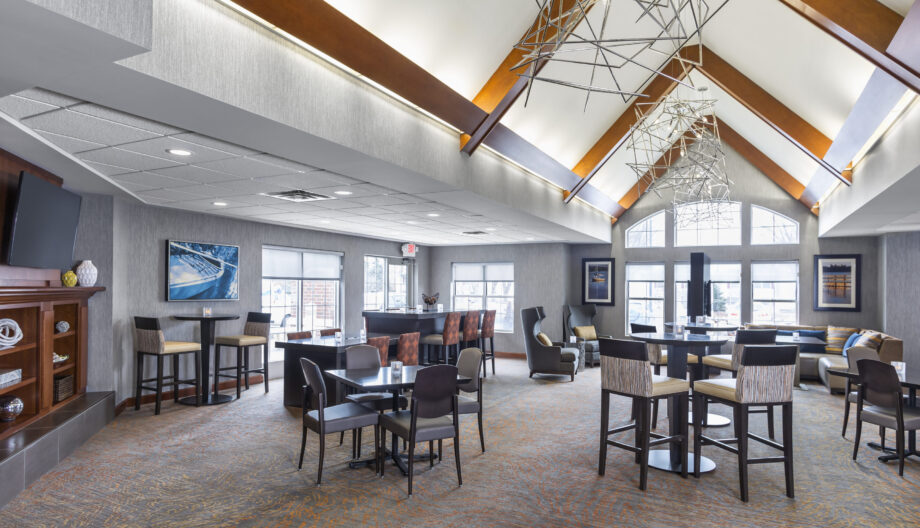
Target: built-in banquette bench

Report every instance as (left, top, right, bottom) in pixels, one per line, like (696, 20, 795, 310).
(744, 324, 903, 393)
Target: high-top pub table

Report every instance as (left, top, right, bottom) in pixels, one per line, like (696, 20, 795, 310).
(665, 322, 738, 427)
(173, 313, 240, 406)
(630, 332, 728, 473)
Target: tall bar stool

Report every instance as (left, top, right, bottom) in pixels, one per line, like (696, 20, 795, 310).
(320, 328, 341, 337)
(630, 323, 697, 429)
(397, 332, 420, 365)
(133, 317, 201, 415)
(701, 329, 777, 438)
(287, 331, 312, 340)
(215, 312, 271, 398)
(421, 312, 461, 364)
(477, 310, 496, 376)
(598, 338, 690, 490)
(460, 310, 479, 350)
(692, 345, 797, 502)
(366, 335, 391, 366)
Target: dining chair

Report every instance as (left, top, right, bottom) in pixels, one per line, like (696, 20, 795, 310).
(693, 345, 797, 502)
(456, 347, 485, 452)
(378, 364, 462, 496)
(477, 310, 496, 376)
(287, 331, 312, 340)
(841, 346, 880, 438)
(297, 358, 379, 485)
(397, 332, 420, 365)
(215, 312, 272, 397)
(319, 328, 341, 337)
(421, 312, 461, 365)
(133, 317, 201, 415)
(598, 338, 690, 490)
(340, 344, 408, 456)
(367, 335, 391, 366)
(852, 359, 920, 476)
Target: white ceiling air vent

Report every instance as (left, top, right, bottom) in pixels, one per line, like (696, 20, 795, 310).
(262, 190, 333, 202)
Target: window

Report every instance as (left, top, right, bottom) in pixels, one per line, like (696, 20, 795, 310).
(751, 205, 799, 245)
(752, 261, 798, 325)
(451, 263, 514, 332)
(626, 263, 665, 331)
(363, 256, 410, 310)
(673, 262, 741, 326)
(262, 246, 342, 361)
(626, 210, 665, 248)
(674, 201, 741, 247)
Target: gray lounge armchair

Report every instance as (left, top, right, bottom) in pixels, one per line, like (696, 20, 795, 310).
(521, 306, 579, 381)
(563, 304, 610, 367)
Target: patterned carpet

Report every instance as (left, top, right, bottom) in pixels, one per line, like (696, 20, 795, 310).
(1, 358, 918, 528)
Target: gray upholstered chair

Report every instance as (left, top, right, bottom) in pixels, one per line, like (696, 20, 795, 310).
(564, 304, 609, 367)
(297, 358, 380, 485)
(456, 347, 485, 452)
(693, 345, 797, 502)
(339, 344, 408, 457)
(521, 306, 578, 381)
(841, 346, 879, 438)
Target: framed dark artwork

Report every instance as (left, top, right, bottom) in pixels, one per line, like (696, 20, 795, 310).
(582, 258, 614, 305)
(167, 240, 240, 301)
(813, 254, 860, 312)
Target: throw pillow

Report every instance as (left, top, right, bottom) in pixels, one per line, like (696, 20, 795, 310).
(826, 326, 859, 354)
(536, 332, 553, 346)
(854, 331, 883, 350)
(573, 325, 598, 341)
(841, 333, 861, 357)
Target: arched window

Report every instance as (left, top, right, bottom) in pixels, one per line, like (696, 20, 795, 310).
(751, 205, 799, 245)
(674, 201, 741, 247)
(625, 210, 665, 248)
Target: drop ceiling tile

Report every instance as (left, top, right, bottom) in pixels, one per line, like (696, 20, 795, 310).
(36, 131, 106, 153)
(136, 188, 205, 203)
(171, 198, 255, 210)
(248, 153, 318, 173)
(69, 103, 181, 135)
(269, 202, 329, 213)
(0, 95, 58, 119)
(311, 198, 368, 210)
(210, 179, 290, 195)
(252, 212, 322, 222)
(256, 171, 362, 189)
(164, 184, 231, 198)
(212, 205, 286, 217)
(196, 157, 293, 178)
(170, 132, 258, 156)
(147, 164, 240, 184)
(398, 202, 447, 213)
(83, 160, 134, 176)
(358, 194, 414, 207)
(79, 147, 182, 172)
(22, 109, 160, 145)
(118, 136, 238, 164)
(114, 180, 157, 192)
(226, 193, 295, 206)
(14, 88, 81, 107)
(112, 171, 189, 189)
(308, 183, 394, 198)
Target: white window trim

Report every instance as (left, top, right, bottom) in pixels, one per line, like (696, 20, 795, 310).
(673, 201, 742, 248)
(625, 210, 666, 248)
(751, 260, 799, 325)
(750, 205, 800, 245)
(625, 263, 665, 332)
(450, 262, 515, 333)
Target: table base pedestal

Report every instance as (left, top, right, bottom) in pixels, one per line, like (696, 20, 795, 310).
(177, 393, 234, 406)
(688, 412, 731, 427)
(647, 449, 716, 473)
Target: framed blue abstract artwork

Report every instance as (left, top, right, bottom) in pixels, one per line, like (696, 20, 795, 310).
(167, 240, 239, 301)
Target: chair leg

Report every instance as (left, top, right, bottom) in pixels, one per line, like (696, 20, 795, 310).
(782, 402, 794, 498)
(638, 398, 650, 491)
(194, 350, 201, 406)
(263, 343, 270, 393)
(652, 398, 659, 430)
(172, 354, 180, 403)
(454, 431, 463, 487)
(407, 439, 415, 496)
(352, 429, 358, 459)
(737, 404, 749, 502)
(429, 440, 435, 467)
(490, 337, 495, 374)
(679, 393, 689, 479)
(897, 427, 905, 477)
(243, 347, 250, 390)
(379, 428, 386, 477)
(766, 405, 775, 440)
(842, 380, 851, 437)
(852, 410, 863, 460)
(213, 345, 221, 396)
(880, 427, 886, 450)
(236, 347, 243, 400)
(599, 390, 609, 475)
(356, 427, 363, 460)
(374, 425, 380, 475)
(317, 430, 325, 485)
(298, 427, 308, 469)
(134, 352, 143, 410)
(477, 409, 485, 452)
(693, 393, 703, 478)
(438, 439, 443, 462)
(154, 355, 164, 415)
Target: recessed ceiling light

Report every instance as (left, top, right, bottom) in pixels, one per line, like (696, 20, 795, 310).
(166, 148, 192, 157)
(485, 227, 497, 231)
(334, 190, 353, 196)
(526, 237, 535, 241)
(320, 219, 330, 224)
(212, 201, 228, 206)
(427, 213, 440, 217)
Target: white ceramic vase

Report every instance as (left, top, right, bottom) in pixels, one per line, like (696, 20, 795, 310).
(75, 260, 98, 287)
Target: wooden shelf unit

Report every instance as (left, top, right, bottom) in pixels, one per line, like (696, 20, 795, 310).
(0, 286, 103, 440)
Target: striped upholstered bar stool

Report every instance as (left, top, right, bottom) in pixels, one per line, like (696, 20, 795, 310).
(692, 345, 797, 502)
(598, 338, 690, 490)
(215, 312, 271, 397)
(630, 322, 696, 429)
(133, 317, 201, 415)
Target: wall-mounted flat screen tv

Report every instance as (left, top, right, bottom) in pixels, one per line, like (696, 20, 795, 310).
(6, 171, 82, 270)
(167, 240, 239, 301)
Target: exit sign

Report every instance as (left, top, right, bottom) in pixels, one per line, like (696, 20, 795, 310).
(401, 243, 417, 257)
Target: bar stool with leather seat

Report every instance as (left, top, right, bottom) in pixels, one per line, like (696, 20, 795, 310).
(841, 346, 879, 438)
(320, 328, 341, 337)
(852, 358, 920, 476)
(630, 323, 697, 429)
(297, 358, 380, 485)
(421, 312, 461, 365)
(215, 312, 271, 398)
(598, 338, 690, 490)
(456, 347, 485, 452)
(133, 317, 201, 415)
(692, 344, 797, 502)
(396, 332, 420, 365)
(477, 310, 496, 376)
(287, 331, 312, 340)
(460, 310, 480, 351)
(366, 335, 391, 366)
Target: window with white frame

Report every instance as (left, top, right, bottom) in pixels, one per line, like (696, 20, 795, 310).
(673, 262, 741, 326)
(262, 246, 342, 361)
(626, 263, 665, 331)
(451, 263, 514, 332)
(626, 210, 666, 248)
(751, 205, 799, 245)
(363, 256, 410, 310)
(674, 201, 742, 247)
(751, 261, 799, 325)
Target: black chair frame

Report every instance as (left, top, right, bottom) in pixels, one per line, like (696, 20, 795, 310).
(133, 317, 201, 415)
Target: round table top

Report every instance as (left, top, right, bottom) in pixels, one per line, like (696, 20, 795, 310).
(630, 332, 729, 346)
(172, 314, 241, 321)
(666, 322, 739, 332)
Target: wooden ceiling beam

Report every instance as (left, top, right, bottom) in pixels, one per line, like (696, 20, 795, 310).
(777, 0, 920, 94)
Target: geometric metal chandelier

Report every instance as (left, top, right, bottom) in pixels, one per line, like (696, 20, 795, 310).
(512, 0, 727, 106)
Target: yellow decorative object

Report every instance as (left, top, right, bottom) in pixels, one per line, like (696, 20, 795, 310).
(62, 271, 78, 287)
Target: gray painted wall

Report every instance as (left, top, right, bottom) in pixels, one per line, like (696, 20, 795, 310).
(568, 145, 883, 339)
(880, 231, 920, 365)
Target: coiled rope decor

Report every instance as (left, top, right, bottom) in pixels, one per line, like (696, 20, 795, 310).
(0, 319, 24, 349)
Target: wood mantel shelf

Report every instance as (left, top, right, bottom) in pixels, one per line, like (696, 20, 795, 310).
(0, 286, 105, 302)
